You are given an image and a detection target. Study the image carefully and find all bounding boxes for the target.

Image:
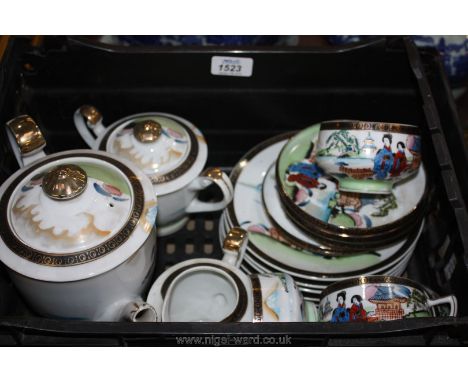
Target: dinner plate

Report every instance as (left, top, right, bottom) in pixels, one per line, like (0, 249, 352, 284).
(221, 198, 421, 286)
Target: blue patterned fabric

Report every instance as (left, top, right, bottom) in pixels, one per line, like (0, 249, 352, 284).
(328, 35, 468, 85)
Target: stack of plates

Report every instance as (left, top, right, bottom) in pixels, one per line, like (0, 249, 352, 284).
(219, 131, 426, 302)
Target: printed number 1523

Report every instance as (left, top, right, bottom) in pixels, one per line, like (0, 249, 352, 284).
(219, 64, 242, 72)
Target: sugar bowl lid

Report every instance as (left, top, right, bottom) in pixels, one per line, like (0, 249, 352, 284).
(0, 148, 158, 282)
(91, 109, 208, 195)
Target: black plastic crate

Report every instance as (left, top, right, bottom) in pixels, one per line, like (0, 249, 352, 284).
(1, 36, 468, 346)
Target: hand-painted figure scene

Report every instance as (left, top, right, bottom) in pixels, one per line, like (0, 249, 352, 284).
(316, 131, 421, 181)
(319, 284, 431, 323)
(284, 135, 420, 229)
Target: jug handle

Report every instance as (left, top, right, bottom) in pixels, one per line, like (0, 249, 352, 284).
(222, 227, 248, 268)
(185, 167, 234, 214)
(73, 105, 106, 148)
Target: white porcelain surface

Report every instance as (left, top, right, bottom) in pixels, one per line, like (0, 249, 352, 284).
(9, 232, 156, 321)
(163, 266, 240, 322)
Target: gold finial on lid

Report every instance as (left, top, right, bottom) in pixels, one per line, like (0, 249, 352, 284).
(42, 164, 88, 200)
(133, 120, 162, 143)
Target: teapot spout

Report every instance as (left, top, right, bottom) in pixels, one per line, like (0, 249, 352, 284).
(121, 300, 158, 322)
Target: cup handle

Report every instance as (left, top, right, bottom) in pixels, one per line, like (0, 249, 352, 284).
(5, 115, 46, 168)
(185, 167, 234, 214)
(73, 105, 106, 148)
(222, 227, 248, 268)
(427, 295, 458, 317)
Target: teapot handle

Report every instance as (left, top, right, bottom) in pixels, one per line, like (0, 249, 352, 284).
(73, 105, 106, 148)
(222, 227, 248, 268)
(6, 115, 46, 168)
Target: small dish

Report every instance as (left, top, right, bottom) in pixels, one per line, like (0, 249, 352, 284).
(318, 275, 457, 322)
(276, 123, 427, 250)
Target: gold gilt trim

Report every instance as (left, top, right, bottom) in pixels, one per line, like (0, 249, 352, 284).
(320, 120, 420, 135)
(6, 115, 46, 155)
(0, 153, 145, 267)
(133, 120, 162, 143)
(99, 114, 199, 184)
(202, 167, 223, 180)
(222, 227, 247, 254)
(250, 274, 263, 322)
(42, 164, 88, 201)
(80, 105, 102, 126)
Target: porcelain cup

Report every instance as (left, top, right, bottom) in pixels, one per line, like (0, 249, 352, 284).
(318, 275, 457, 323)
(315, 120, 421, 194)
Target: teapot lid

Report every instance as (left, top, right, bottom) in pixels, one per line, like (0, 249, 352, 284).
(97, 113, 207, 194)
(0, 150, 157, 282)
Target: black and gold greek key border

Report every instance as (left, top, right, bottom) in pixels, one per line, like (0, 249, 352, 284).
(99, 113, 199, 184)
(160, 262, 248, 323)
(320, 120, 420, 135)
(0, 153, 145, 267)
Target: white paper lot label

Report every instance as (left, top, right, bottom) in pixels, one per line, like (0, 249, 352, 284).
(211, 56, 253, 77)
